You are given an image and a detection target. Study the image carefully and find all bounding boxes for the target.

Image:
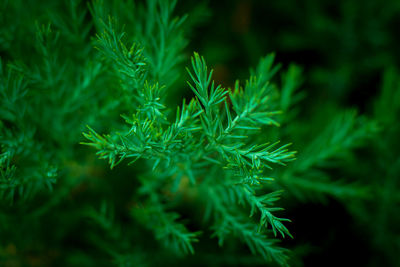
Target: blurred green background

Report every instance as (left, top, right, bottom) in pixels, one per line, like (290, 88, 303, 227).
(185, 0, 400, 266)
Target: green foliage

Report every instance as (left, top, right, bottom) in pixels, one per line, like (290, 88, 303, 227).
(83, 45, 296, 264)
(279, 110, 378, 201)
(0, 59, 58, 203)
(1, 0, 399, 266)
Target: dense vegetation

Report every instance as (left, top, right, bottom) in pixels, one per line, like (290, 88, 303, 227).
(1, 0, 399, 266)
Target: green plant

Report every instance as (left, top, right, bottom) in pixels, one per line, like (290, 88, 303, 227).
(1, 0, 399, 266)
(83, 28, 297, 265)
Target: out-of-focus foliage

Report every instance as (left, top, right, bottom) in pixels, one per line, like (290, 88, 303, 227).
(1, 0, 399, 266)
(193, 0, 400, 266)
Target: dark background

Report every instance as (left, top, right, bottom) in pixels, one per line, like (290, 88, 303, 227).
(179, 0, 400, 266)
